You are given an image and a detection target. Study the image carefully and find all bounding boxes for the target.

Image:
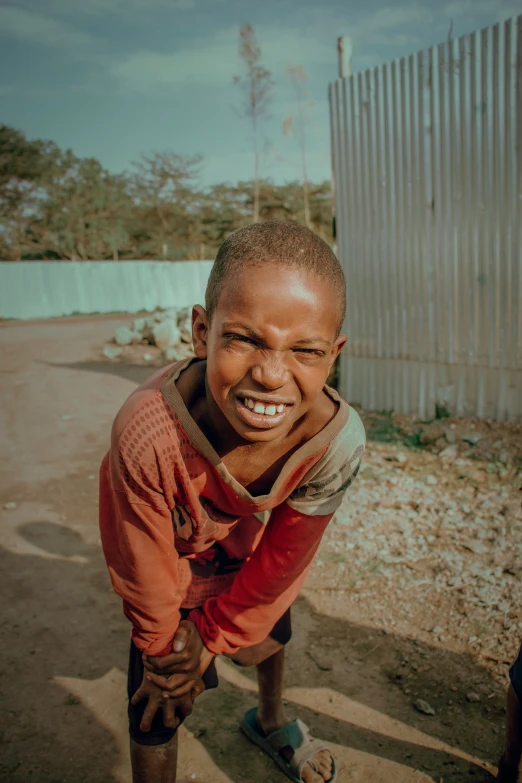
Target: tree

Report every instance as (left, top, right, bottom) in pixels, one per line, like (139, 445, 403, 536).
(29, 154, 132, 260)
(0, 125, 59, 260)
(130, 151, 202, 259)
(0, 124, 335, 260)
(233, 23, 274, 223)
(283, 64, 314, 229)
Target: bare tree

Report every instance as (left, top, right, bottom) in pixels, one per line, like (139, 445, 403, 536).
(234, 23, 273, 223)
(284, 64, 313, 229)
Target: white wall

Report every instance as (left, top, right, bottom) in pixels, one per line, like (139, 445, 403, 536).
(0, 261, 214, 320)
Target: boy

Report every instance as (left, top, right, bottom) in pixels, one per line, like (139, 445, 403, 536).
(99, 221, 365, 783)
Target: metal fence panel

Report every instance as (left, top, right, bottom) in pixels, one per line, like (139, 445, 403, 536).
(330, 15, 522, 421)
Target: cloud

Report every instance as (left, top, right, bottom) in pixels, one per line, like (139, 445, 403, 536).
(300, 2, 431, 41)
(443, 0, 521, 20)
(0, 5, 96, 49)
(42, 0, 198, 15)
(353, 5, 430, 37)
(112, 26, 335, 91)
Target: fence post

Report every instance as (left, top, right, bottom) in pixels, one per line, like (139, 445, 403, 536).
(332, 36, 354, 257)
(338, 36, 353, 78)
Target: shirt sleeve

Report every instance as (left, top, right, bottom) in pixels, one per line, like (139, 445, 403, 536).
(286, 405, 366, 516)
(189, 407, 366, 656)
(188, 501, 333, 655)
(99, 441, 181, 657)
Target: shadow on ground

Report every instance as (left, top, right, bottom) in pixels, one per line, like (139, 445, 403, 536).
(0, 504, 502, 782)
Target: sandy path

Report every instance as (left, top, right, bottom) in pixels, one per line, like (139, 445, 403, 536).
(0, 316, 502, 782)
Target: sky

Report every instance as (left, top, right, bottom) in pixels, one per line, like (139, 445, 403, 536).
(1, 0, 520, 188)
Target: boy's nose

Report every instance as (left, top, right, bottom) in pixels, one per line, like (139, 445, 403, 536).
(251, 352, 290, 389)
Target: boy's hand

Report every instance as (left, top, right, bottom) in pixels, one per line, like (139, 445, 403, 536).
(131, 672, 205, 733)
(143, 620, 214, 698)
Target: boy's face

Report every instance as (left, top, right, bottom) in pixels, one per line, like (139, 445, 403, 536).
(192, 264, 346, 445)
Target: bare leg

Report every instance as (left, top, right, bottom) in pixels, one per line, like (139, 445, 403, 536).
(498, 685, 522, 782)
(231, 640, 334, 783)
(130, 734, 178, 783)
(256, 645, 287, 732)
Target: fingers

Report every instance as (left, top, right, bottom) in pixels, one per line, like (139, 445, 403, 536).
(145, 671, 176, 690)
(172, 620, 193, 653)
(161, 700, 181, 730)
(144, 652, 188, 671)
(145, 671, 195, 692)
(161, 679, 196, 699)
(143, 652, 193, 676)
(130, 684, 147, 706)
(190, 679, 206, 700)
(139, 696, 161, 733)
(176, 694, 194, 719)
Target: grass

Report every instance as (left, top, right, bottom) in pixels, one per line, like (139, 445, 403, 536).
(363, 410, 426, 450)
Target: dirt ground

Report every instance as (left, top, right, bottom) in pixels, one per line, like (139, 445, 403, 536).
(1, 314, 521, 783)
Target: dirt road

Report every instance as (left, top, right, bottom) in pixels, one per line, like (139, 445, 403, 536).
(0, 315, 518, 782)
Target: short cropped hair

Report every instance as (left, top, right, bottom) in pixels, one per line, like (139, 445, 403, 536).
(205, 220, 346, 334)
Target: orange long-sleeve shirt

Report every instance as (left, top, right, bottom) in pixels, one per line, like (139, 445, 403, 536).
(99, 359, 365, 657)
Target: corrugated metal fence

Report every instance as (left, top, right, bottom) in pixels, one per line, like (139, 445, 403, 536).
(330, 16, 522, 421)
(0, 260, 213, 320)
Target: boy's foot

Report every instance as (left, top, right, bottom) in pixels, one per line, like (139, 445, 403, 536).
(240, 708, 335, 782)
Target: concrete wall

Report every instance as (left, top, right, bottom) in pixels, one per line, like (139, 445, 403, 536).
(0, 261, 214, 320)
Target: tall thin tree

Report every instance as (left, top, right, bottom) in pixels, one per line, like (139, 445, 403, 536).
(234, 24, 273, 223)
(283, 64, 313, 229)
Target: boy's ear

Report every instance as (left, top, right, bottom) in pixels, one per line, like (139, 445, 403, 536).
(192, 305, 209, 358)
(328, 333, 347, 369)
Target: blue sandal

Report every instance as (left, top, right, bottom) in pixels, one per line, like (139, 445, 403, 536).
(240, 707, 337, 782)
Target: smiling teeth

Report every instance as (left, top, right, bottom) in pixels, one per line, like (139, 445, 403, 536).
(244, 398, 286, 416)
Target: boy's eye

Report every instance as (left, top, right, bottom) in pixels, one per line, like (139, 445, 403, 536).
(224, 333, 257, 345)
(293, 348, 326, 358)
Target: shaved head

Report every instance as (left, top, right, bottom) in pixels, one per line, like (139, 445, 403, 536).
(205, 221, 346, 335)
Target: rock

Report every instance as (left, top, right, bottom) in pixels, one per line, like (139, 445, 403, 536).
(132, 318, 146, 334)
(114, 326, 140, 346)
(413, 698, 435, 716)
(425, 475, 437, 486)
(103, 345, 123, 360)
(4, 501, 17, 510)
(152, 319, 180, 350)
(445, 429, 457, 444)
(439, 445, 457, 460)
(175, 306, 190, 322)
(163, 346, 181, 362)
(499, 451, 511, 465)
(179, 323, 192, 344)
(461, 433, 482, 445)
(470, 469, 487, 484)
(176, 307, 193, 343)
(466, 692, 480, 703)
(143, 353, 154, 361)
(419, 421, 447, 445)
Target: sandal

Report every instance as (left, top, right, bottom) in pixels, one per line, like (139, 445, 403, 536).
(240, 707, 337, 782)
